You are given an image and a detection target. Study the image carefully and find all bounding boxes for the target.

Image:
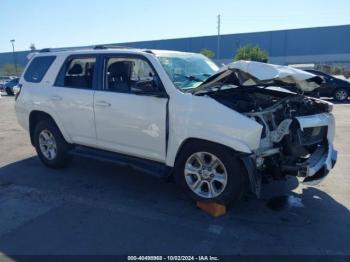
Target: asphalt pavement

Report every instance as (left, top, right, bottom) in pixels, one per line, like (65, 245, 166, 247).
(0, 94, 349, 257)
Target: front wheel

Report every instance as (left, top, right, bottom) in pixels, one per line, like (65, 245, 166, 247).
(174, 142, 247, 205)
(34, 120, 73, 168)
(334, 89, 348, 102)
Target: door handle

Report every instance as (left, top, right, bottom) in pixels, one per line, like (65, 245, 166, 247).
(50, 95, 62, 101)
(95, 100, 111, 107)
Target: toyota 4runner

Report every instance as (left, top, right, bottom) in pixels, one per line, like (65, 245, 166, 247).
(15, 46, 337, 204)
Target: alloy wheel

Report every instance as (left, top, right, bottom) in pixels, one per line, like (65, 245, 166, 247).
(184, 152, 228, 198)
(335, 90, 348, 101)
(38, 129, 57, 160)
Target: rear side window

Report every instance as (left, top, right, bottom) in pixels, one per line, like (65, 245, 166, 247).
(24, 56, 56, 83)
(55, 57, 96, 89)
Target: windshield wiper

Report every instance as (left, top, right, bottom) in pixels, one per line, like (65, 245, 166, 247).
(174, 73, 203, 82)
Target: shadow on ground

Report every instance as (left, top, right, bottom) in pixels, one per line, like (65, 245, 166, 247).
(0, 156, 349, 255)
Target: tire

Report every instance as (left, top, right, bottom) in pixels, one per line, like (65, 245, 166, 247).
(174, 141, 247, 205)
(33, 119, 73, 168)
(334, 88, 348, 102)
(5, 87, 14, 96)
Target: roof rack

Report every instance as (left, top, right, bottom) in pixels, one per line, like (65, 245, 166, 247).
(39, 46, 94, 53)
(96, 45, 155, 55)
(39, 44, 136, 53)
(143, 49, 155, 54)
(93, 44, 133, 49)
(39, 45, 154, 54)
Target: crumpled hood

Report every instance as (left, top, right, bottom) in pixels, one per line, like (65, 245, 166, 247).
(193, 60, 323, 94)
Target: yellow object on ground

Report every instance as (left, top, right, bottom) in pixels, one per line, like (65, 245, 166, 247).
(196, 201, 226, 217)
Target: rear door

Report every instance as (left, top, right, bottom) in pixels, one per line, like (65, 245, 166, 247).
(93, 54, 168, 162)
(50, 55, 97, 147)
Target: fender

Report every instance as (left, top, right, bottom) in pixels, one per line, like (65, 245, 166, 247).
(165, 93, 263, 167)
(28, 105, 73, 144)
(166, 134, 252, 167)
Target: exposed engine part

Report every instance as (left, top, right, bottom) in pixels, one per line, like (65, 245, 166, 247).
(269, 119, 292, 143)
(208, 87, 330, 116)
(209, 86, 330, 180)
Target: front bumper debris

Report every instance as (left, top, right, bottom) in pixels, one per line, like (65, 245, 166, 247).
(243, 112, 337, 197)
(242, 142, 337, 198)
(302, 144, 337, 185)
(281, 143, 337, 185)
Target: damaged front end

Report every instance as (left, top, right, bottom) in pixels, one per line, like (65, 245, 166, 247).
(194, 61, 338, 197)
(210, 88, 337, 196)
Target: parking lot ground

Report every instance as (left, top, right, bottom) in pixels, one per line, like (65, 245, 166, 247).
(0, 94, 350, 256)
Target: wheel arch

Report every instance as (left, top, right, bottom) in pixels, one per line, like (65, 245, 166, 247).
(171, 137, 249, 167)
(166, 135, 252, 167)
(29, 110, 72, 146)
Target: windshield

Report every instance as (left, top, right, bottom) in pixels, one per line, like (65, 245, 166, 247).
(156, 53, 219, 91)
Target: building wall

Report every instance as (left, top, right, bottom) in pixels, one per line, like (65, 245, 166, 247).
(0, 24, 349, 71)
(121, 24, 350, 66)
(0, 51, 31, 69)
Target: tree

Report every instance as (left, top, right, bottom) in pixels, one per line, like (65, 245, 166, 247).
(331, 65, 344, 75)
(0, 64, 23, 76)
(200, 48, 215, 59)
(234, 44, 269, 62)
(29, 43, 37, 52)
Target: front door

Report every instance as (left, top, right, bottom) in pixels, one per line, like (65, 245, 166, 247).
(94, 55, 168, 162)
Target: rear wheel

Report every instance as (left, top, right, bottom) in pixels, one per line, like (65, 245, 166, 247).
(334, 88, 348, 101)
(174, 142, 247, 205)
(34, 119, 73, 168)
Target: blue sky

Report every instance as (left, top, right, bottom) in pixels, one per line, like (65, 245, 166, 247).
(1, 0, 350, 52)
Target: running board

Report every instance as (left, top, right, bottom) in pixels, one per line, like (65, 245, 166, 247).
(70, 146, 171, 178)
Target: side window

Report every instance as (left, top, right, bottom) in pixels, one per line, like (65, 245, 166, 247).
(130, 59, 154, 81)
(104, 57, 157, 93)
(24, 56, 56, 83)
(58, 57, 96, 89)
(313, 71, 330, 80)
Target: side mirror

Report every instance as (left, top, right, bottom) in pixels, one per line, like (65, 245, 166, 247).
(132, 79, 165, 97)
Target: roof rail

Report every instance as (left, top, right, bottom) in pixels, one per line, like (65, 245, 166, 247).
(94, 45, 155, 55)
(39, 45, 135, 53)
(93, 44, 133, 50)
(39, 46, 93, 53)
(143, 49, 154, 54)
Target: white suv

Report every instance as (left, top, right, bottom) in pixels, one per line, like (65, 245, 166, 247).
(15, 46, 337, 204)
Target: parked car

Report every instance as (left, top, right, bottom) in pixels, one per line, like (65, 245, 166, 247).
(305, 69, 350, 101)
(3, 77, 19, 95)
(0, 76, 13, 91)
(15, 47, 337, 204)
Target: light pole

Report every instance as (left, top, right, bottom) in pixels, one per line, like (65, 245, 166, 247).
(10, 39, 18, 76)
(217, 14, 221, 60)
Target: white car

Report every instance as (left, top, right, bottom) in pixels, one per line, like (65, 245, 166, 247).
(15, 46, 337, 204)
